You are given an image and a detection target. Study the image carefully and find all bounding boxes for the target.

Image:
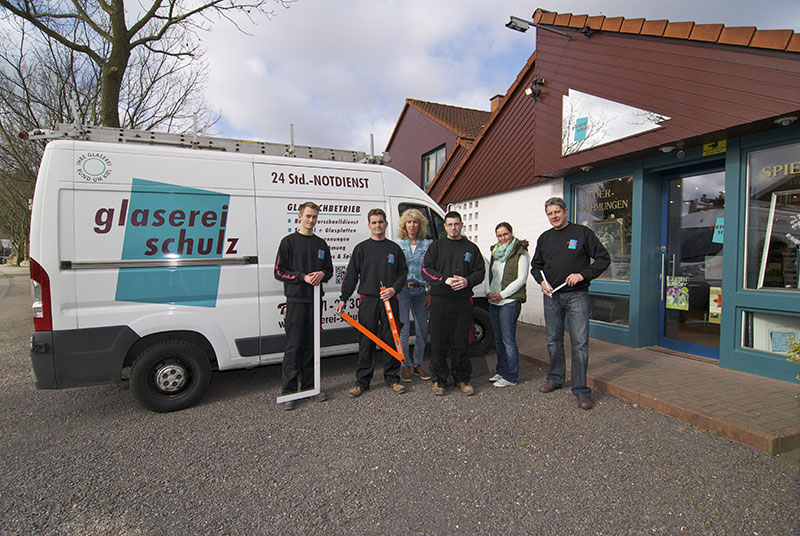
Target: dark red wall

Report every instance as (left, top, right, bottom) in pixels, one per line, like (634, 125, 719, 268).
(386, 105, 459, 188)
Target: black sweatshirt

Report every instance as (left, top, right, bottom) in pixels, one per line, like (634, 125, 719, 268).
(274, 232, 333, 302)
(339, 238, 408, 299)
(422, 237, 485, 298)
(530, 222, 610, 293)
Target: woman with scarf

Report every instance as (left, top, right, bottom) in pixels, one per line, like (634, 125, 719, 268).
(487, 222, 529, 387)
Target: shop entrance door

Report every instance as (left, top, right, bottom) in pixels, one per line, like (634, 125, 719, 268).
(658, 166, 725, 358)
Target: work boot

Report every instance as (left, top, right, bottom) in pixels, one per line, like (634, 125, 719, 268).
(347, 385, 364, 398)
(457, 382, 475, 396)
(390, 382, 407, 394)
(414, 365, 431, 380)
(431, 382, 445, 396)
(400, 367, 412, 382)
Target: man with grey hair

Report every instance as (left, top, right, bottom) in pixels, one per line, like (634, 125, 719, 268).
(530, 197, 609, 410)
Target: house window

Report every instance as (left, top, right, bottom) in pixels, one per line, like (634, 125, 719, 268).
(574, 176, 634, 281)
(422, 145, 446, 190)
(744, 142, 800, 291)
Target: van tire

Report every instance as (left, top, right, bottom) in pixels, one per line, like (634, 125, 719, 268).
(468, 307, 495, 357)
(130, 340, 212, 412)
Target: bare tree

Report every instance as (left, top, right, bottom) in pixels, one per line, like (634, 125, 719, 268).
(0, 0, 295, 128)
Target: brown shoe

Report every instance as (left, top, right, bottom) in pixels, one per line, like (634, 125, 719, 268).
(457, 382, 475, 396)
(577, 397, 594, 410)
(390, 382, 407, 394)
(432, 382, 445, 396)
(414, 365, 431, 380)
(347, 385, 364, 398)
(539, 382, 559, 393)
(400, 367, 412, 382)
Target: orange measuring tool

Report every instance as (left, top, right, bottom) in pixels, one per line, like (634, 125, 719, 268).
(338, 287, 406, 364)
(380, 285, 406, 364)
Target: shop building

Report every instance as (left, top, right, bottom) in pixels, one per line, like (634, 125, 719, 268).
(406, 9, 800, 382)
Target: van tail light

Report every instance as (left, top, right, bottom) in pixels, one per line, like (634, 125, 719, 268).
(30, 259, 52, 332)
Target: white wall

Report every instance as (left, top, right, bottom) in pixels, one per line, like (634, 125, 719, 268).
(450, 179, 564, 326)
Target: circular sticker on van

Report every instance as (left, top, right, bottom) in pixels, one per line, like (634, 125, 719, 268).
(76, 152, 113, 182)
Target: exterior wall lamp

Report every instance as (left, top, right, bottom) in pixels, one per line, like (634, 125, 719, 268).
(506, 16, 575, 40)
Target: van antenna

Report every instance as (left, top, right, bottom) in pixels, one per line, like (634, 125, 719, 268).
(370, 134, 375, 160)
(285, 123, 296, 157)
(192, 113, 199, 148)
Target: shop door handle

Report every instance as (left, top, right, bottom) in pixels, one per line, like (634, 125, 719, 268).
(660, 246, 666, 301)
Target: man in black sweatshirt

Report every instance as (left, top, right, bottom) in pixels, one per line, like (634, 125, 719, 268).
(530, 197, 610, 410)
(336, 208, 408, 397)
(274, 201, 334, 410)
(422, 211, 485, 396)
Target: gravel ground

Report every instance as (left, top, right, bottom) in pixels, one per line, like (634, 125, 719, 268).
(1, 266, 798, 535)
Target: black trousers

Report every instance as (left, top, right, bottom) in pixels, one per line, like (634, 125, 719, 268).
(429, 296, 472, 384)
(355, 295, 402, 388)
(282, 301, 315, 393)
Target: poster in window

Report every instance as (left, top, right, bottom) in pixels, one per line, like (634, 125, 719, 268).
(665, 276, 689, 311)
(709, 286, 721, 324)
(587, 219, 624, 258)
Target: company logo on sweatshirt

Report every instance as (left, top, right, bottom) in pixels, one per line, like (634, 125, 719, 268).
(464, 252, 472, 262)
(387, 253, 395, 264)
(568, 239, 578, 250)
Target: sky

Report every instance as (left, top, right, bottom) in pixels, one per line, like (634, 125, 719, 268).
(201, 0, 800, 154)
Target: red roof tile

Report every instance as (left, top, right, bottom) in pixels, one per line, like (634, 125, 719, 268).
(531, 8, 800, 53)
(718, 27, 756, 46)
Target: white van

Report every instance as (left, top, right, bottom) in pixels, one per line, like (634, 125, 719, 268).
(29, 129, 493, 412)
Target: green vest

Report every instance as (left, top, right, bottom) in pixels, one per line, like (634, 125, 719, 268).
(490, 240, 528, 303)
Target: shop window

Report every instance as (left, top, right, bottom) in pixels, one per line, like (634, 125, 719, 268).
(422, 145, 446, 190)
(574, 176, 634, 281)
(742, 311, 800, 355)
(745, 142, 800, 291)
(590, 295, 629, 326)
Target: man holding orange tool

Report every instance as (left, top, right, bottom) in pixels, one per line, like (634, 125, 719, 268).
(336, 208, 408, 398)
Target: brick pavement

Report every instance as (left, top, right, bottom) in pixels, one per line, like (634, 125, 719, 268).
(516, 322, 800, 455)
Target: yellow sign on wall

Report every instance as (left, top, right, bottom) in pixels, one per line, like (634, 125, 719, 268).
(703, 140, 727, 156)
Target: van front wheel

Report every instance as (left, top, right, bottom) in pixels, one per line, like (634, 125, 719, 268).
(130, 340, 212, 412)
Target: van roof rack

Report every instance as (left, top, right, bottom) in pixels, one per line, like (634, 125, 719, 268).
(20, 122, 391, 164)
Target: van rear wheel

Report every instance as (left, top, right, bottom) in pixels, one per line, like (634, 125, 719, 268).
(468, 307, 495, 356)
(130, 340, 212, 412)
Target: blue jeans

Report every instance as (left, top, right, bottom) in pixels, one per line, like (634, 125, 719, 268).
(398, 286, 428, 367)
(543, 290, 591, 398)
(489, 300, 521, 383)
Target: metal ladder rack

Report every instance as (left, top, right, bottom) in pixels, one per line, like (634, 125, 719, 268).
(21, 122, 390, 164)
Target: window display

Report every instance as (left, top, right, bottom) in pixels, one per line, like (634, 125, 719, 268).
(575, 176, 633, 281)
(745, 142, 800, 291)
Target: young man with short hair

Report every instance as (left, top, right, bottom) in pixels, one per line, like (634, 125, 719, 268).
(422, 211, 485, 396)
(336, 208, 408, 397)
(274, 201, 333, 410)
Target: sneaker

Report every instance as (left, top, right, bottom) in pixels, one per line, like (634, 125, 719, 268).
(347, 385, 364, 398)
(488, 373, 503, 382)
(314, 390, 328, 402)
(432, 382, 445, 396)
(281, 399, 296, 411)
(493, 378, 516, 387)
(390, 382, 407, 394)
(457, 382, 475, 396)
(414, 365, 431, 380)
(401, 367, 412, 382)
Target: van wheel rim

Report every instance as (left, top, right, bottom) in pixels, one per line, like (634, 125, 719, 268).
(154, 361, 189, 393)
(473, 323, 484, 341)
